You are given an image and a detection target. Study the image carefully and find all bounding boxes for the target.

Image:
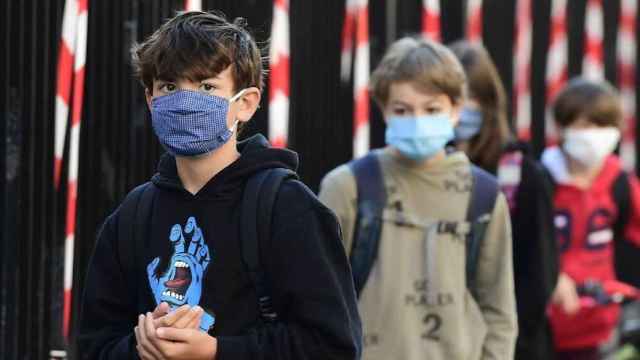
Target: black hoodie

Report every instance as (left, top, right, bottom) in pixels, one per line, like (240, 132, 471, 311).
(78, 135, 363, 359)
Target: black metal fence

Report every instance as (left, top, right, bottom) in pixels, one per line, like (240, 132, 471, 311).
(1, 0, 637, 358)
(2, 0, 65, 358)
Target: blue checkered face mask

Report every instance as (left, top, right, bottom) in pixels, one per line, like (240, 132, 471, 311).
(385, 113, 455, 161)
(151, 89, 246, 157)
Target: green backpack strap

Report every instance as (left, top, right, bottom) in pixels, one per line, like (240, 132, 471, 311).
(466, 165, 500, 295)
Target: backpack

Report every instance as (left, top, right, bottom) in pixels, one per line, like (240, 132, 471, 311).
(116, 167, 298, 324)
(348, 153, 499, 298)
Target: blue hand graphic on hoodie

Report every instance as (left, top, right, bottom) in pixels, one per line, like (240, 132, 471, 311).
(147, 216, 215, 331)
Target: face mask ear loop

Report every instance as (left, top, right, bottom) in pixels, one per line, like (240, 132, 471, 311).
(229, 88, 248, 103)
(227, 89, 249, 134)
(229, 119, 240, 134)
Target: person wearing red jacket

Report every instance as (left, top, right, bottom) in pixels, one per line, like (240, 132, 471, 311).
(542, 77, 640, 360)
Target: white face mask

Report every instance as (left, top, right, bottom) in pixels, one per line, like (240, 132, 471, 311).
(562, 127, 621, 168)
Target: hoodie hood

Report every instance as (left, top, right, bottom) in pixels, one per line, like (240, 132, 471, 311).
(151, 134, 298, 199)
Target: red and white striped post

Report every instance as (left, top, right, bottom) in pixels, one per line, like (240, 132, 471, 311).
(466, 0, 483, 43)
(342, 0, 370, 158)
(55, 0, 78, 188)
(422, 0, 441, 42)
(583, 0, 605, 80)
(56, 0, 88, 339)
(352, 0, 370, 158)
(269, 0, 290, 148)
(545, 0, 568, 142)
(618, 0, 637, 170)
(513, 0, 533, 140)
(184, 0, 202, 11)
(340, 0, 356, 83)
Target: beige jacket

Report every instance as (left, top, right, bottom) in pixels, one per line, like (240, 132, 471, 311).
(319, 148, 517, 360)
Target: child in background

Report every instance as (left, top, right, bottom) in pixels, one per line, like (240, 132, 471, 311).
(319, 37, 517, 360)
(542, 77, 640, 360)
(447, 42, 510, 175)
(450, 41, 558, 360)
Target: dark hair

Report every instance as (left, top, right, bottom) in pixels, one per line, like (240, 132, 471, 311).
(553, 77, 622, 128)
(449, 40, 510, 173)
(131, 11, 265, 92)
(370, 37, 466, 108)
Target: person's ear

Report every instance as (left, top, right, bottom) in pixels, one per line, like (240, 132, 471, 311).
(145, 88, 153, 111)
(234, 87, 262, 124)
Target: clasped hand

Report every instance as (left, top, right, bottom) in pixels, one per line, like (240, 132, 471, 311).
(134, 302, 217, 360)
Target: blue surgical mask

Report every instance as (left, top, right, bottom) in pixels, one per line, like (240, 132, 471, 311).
(385, 113, 455, 161)
(151, 89, 246, 157)
(454, 107, 483, 141)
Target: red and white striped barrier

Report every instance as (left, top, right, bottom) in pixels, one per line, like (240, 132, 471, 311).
(545, 0, 568, 142)
(583, 0, 605, 80)
(513, 0, 533, 140)
(269, 0, 290, 148)
(341, 0, 370, 158)
(340, 0, 356, 83)
(55, 0, 88, 339)
(466, 0, 483, 43)
(353, 0, 370, 158)
(184, 0, 202, 11)
(618, 0, 637, 171)
(55, 0, 78, 188)
(422, 0, 441, 42)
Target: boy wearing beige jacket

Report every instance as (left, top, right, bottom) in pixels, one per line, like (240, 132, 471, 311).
(319, 37, 517, 360)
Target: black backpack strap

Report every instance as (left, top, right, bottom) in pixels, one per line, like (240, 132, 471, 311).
(611, 171, 640, 288)
(466, 165, 499, 294)
(117, 182, 155, 309)
(241, 168, 298, 323)
(613, 171, 631, 240)
(348, 153, 387, 297)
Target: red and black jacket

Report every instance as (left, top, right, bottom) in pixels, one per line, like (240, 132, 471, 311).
(542, 147, 640, 350)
